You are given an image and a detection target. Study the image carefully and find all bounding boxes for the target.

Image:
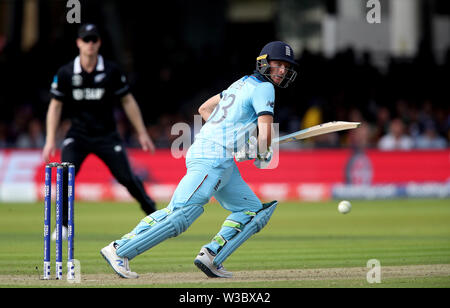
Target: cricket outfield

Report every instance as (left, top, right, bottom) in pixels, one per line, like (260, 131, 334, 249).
(0, 199, 449, 288)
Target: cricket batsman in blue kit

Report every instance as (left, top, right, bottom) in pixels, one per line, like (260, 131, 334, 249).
(100, 41, 298, 278)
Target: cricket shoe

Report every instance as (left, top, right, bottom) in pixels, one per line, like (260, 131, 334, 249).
(194, 247, 232, 278)
(100, 242, 139, 279)
(51, 226, 68, 241)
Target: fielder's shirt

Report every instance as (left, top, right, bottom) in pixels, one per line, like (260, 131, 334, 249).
(50, 55, 130, 136)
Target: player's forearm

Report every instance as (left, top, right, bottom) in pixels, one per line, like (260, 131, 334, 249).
(198, 94, 220, 121)
(258, 130, 271, 153)
(257, 115, 273, 152)
(45, 99, 63, 143)
(121, 94, 147, 135)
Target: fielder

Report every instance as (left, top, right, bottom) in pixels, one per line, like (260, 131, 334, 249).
(43, 24, 157, 240)
(101, 41, 298, 278)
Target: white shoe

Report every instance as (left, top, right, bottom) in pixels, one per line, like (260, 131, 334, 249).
(51, 226, 68, 241)
(100, 242, 139, 279)
(194, 247, 233, 278)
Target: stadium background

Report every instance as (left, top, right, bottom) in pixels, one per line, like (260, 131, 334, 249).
(0, 0, 449, 202)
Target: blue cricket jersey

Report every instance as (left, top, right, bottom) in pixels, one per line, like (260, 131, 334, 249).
(187, 72, 275, 161)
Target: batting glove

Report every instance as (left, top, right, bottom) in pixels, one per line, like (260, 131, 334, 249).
(253, 146, 273, 169)
(234, 136, 258, 162)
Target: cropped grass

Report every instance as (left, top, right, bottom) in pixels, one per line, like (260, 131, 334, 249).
(0, 198, 449, 287)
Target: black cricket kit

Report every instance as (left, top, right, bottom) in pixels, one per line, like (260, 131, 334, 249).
(49, 55, 156, 225)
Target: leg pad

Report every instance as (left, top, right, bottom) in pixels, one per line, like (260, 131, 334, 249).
(116, 205, 204, 260)
(213, 201, 277, 266)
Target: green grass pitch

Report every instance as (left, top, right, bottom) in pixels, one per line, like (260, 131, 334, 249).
(0, 198, 449, 288)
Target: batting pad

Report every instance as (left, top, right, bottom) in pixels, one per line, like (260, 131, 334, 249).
(116, 205, 204, 260)
(213, 201, 277, 266)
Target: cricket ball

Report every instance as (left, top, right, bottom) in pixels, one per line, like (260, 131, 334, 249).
(338, 200, 352, 214)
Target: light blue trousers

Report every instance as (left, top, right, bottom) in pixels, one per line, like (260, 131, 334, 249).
(115, 157, 263, 257)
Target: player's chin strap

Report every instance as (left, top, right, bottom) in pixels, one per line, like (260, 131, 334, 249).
(212, 201, 278, 266)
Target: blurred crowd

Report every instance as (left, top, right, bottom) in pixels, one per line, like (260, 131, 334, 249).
(278, 46, 449, 151)
(0, 45, 449, 151)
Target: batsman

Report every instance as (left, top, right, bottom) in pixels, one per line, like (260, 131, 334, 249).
(101, 41, 298, 278)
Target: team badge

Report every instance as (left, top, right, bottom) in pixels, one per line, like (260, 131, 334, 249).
(285, 46, 291, 56)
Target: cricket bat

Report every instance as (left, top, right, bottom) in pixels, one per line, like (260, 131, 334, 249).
(272, 121, 361, 144)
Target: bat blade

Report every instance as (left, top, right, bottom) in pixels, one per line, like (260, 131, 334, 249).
(273, 121, 361, 144)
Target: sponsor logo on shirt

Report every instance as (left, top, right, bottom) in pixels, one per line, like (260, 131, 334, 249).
(72, 88, 105, 100)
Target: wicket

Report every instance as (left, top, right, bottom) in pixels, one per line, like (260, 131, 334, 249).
(43, 162, 75, 280)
